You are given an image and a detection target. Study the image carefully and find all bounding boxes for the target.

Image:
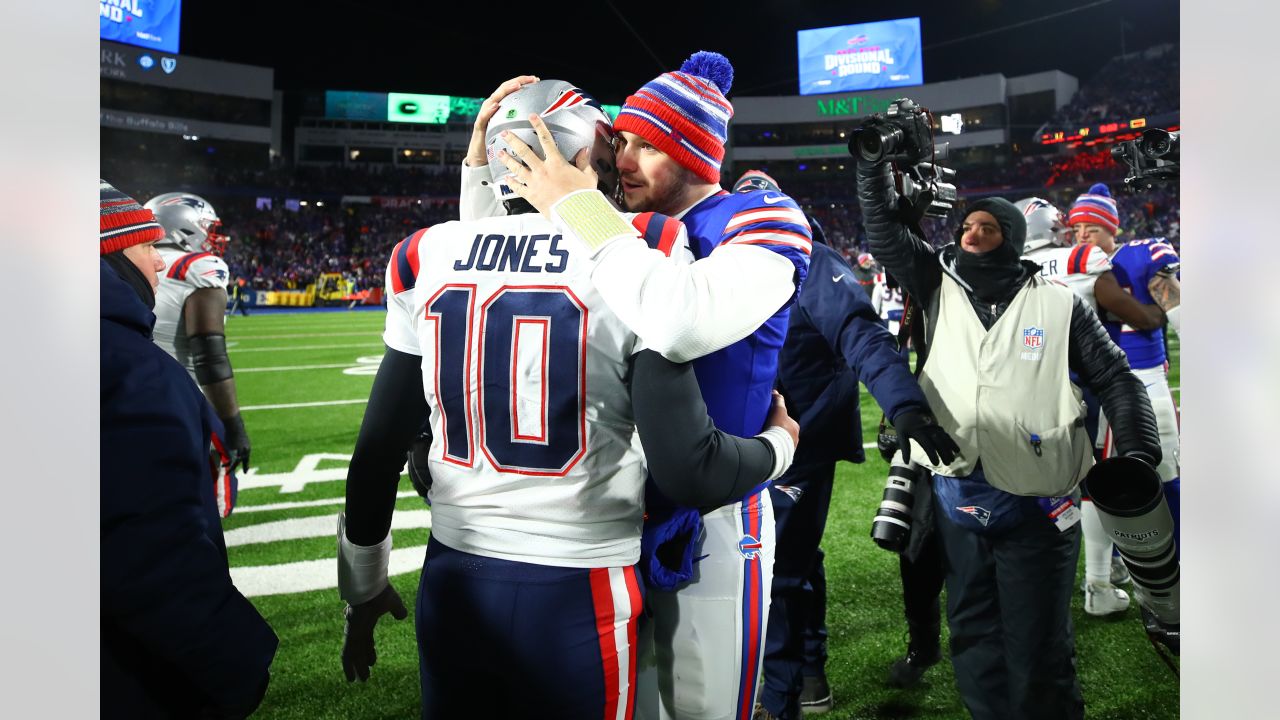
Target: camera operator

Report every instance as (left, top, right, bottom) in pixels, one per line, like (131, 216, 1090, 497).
(855, 106, 1162, 720)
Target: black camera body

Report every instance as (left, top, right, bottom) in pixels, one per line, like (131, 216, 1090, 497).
(848, 97, 957, 222)
(1112, 128, 1179, 190)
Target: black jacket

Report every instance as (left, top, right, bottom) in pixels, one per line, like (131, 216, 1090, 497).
(101, 260, 277, 718)
(855, 160, 1162, 464)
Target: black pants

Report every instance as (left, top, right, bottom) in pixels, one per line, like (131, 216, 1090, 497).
(934, 492, 1085, 720)
(900, 524, 944, 635)
(760, 460, 835, 719)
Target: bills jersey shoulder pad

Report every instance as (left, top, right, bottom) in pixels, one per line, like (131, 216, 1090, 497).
(387, 226, 431, 295)
(166, 252, 229, 289)
(711, 190, 812, 256)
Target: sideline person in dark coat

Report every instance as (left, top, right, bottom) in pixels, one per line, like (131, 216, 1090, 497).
(735, 172, 958, 720)
(100, 180, 278, 719)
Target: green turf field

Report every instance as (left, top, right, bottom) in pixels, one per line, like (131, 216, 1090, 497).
(227, 310, 1179, 719)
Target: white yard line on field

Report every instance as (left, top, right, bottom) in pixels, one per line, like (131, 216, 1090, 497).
(231, 545, 428, 597)
(225, 509, 431, 548)
(240, 398, 368, 411)
(231, 331, 383, 340)
(237, 363, 361, 373)
(230, 342, 384, 353)
(236, 491, 420, 514)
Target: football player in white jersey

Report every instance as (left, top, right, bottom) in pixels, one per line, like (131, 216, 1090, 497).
(871, 268, 905, 335)
(144, 193, 251, 485)
(337, 80, 798, 719)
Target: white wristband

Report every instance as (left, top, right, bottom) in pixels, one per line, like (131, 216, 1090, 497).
(757, 425, 797, 482)
(1164, 305, 1180, 335)
(549, 189, 637, 257)
(336, 512, 391, 606)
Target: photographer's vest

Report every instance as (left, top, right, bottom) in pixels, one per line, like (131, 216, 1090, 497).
(910, 273, 1093, 496)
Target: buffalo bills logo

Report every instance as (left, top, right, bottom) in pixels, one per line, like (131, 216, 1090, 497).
(738, 534, 763, 559)
(956, 506, 992, 527)
(846, 34, 868, 46)
(1023, 326, 1044, 349)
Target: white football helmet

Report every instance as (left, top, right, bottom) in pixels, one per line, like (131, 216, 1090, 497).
(144, 192, 228, 254)
(1015, 197, 1072, 253)
(485, 80, 617, 209)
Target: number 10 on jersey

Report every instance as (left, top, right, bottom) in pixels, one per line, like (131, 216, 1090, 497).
(424, 284, 588, 476)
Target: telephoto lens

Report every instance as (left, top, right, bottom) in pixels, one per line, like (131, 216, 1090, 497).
(871, 452, 918, 552)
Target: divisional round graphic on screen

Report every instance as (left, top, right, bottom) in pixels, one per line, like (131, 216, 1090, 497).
(798, 17, 923, 96)
(100, 0, 183, 54)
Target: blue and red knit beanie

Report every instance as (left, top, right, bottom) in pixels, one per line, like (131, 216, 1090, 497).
(100, 179, 163, 255)
(615, 51, 735, 185)
(1068, 183, 1120, 235)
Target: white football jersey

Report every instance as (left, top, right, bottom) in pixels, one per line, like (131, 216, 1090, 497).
(871, 272, 905, 334)
(154, 245, 231, 376)
(384, 212, 692, 568)
(1023, 243, 1110, 311)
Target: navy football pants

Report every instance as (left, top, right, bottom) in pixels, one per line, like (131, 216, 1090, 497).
(416, 538, 644, 719)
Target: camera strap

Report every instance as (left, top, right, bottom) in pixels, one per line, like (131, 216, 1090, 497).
(878, 291, 924, 440)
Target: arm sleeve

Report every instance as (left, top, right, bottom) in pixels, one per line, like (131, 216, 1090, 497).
(630, 350, 778, 508)
(550, 189, 803, 362)
(459, 160, 501, 222)
(101, 355, 276, 711)
(804, 250, 929, 421)
(343, 347, 432, 545)
(1066, 295, 1163, 464)
(590, 240, 799, 362)
(855, 159, 942, 301)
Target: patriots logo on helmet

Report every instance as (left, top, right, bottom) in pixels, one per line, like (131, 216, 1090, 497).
(738, 534, 763, 559)
(543, 88, 601, 117)
(1022, 198, 1053, 216)
(158, 195, 208, 212)
(956, 505, 992, 527)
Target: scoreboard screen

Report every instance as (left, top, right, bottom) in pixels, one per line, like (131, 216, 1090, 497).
(798, 17, 923, 96)
(100, 0, 182, 54)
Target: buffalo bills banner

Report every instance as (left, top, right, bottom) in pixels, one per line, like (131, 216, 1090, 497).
(798, 17, 923, 96)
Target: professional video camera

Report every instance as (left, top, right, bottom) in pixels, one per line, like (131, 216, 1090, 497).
(848, 97, 958, 224)
(1112, 128, 1179, 190)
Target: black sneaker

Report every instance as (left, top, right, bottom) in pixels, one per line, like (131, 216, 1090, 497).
(799, 672, 833, 713)
(887, 643, 942, 688)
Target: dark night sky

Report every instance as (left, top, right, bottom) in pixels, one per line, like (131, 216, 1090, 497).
(180, 0, 1177, 103)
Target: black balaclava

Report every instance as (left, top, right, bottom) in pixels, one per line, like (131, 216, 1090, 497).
(952, 197, 1029, 302)
(104, 251, 156, 309)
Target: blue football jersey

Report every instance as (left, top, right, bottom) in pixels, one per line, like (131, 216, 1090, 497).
(1105, 237, 1180, 369)
(680, 189, 812, 436)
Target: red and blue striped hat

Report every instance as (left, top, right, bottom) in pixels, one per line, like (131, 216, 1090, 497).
(1068, 183, 1120, 235)
(100, 179, 163, 255)
(615, 51, 734, 185)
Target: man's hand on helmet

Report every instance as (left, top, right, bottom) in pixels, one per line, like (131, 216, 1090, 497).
(498, 113, 599, 217)
(466, 75, 539, 168)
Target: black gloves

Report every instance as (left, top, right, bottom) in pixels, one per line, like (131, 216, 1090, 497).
(221, 413, 252, 475)
(342, 584, 409, 682)
(891, 409, 960, 466)
(407, 433, 433, 502)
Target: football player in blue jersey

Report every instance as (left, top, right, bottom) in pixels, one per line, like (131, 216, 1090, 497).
(1069, 184, 1182, 549)
(498, 51, 951, 720)
(498, 51, 809, 720)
